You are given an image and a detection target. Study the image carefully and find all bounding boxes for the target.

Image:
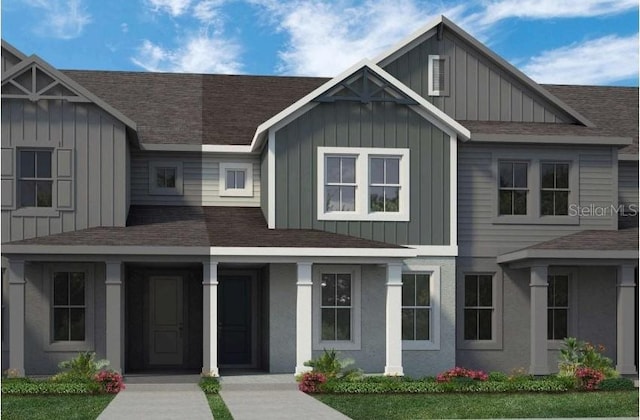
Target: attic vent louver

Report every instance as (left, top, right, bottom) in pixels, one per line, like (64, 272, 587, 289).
(428, 55, 449, 97)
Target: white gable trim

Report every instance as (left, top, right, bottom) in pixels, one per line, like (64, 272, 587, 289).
(2, 55, 137, 131)
(375, 15, 594, 128)
(249, 59, 470, 152)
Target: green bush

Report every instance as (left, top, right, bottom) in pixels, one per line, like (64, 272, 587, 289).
(303, 349, 362, 380)
(199, 376, 221, 394)
(54, 352, 110, 382)
(488, 371, 509, 382)
(558, 337, 616, 378)
(2, 378, 100, 395)
(598, 377, 635, 391)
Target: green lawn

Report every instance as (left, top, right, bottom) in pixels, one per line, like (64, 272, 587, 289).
(1, 394, 115, 420)
(206, 394, 233, 420)
(316, 391, 639, 419)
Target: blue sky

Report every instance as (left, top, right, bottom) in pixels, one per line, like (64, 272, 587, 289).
(2, 0, 639, 85)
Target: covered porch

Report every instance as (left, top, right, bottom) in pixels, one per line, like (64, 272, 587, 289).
(497, 227, 639, 376)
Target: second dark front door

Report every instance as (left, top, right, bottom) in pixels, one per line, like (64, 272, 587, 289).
(218, 275, 252, 365)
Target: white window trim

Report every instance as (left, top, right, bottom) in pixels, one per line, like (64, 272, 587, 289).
(44, 263, 95, 352)
(149, 161, 183, 196)
(401, 263, 440, 351)
(457, 271, 503, 350)
(547, 267, 578, 350)
(312, 265, 361, 351)
(427, 55, 449, 97)
(219, 162, 254, 197)
(317, 147, 410, 221)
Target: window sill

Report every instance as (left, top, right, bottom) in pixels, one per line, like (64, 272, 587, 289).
(319, 212, 410, 222)
(45, 341, 94, 352)
(402, 340, 439, 351)
(547, 340, 565, 350)
(220, 190, 253, 198)
(13, 208, 60, 217)
(314, 340, 361, 351)
(492, 215, 579, 226)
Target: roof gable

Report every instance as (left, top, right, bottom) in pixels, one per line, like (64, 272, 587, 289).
(250, 59, 470, 151)
(376, 16, 594, 127)
(2, 40, 27, 74)
(1, 54, 137, 132)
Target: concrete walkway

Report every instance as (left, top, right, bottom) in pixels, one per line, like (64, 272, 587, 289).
(220, 374, 350, 420)
(98, 376, 213, 420)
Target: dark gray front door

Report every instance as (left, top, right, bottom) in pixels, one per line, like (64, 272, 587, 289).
(218, 276, 252, 365)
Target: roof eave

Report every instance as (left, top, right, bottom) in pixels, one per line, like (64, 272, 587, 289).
(470, 133, 633, 146)
(497, 248, 640, 264)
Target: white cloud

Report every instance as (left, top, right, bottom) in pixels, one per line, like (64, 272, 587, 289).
(470, 0, 638, 26)
(522, 33, 639, 85)
(121, 23, 129, 33)
(193, 0, 226, 23)
(25, 0, 91, 39)
(147, 0, 192, 16)
(132, 32, 243, 74)
(251, 0, 467, 76)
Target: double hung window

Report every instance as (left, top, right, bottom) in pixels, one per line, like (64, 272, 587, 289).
(463, 274, 493, 340)
(541, 163, 569, 216)
(498, 161, 527, 215)
(18, 150, 52, 208)
(401, 273, 431, 341)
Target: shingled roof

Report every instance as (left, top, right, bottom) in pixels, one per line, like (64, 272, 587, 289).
(4, 205, 403, 250)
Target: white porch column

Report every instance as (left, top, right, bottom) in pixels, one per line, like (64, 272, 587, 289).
(8, 260, 25, 376)
(295, 262, 313, 375)
(616, 264, 637, 374)
(529, 265, 550, 375)
(384, 262, 404, 376)
(203, 259, 219, 376)
(105, 261, 123, 373)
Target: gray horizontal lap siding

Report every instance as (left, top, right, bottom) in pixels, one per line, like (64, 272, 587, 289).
(260, 148, 268, 220)
(458, 143, 617, 257)
(1, 99, 127, 243)
(274, 101, 450, 246)
(384, 29, 570, 123)
(130, 152, 261, 207)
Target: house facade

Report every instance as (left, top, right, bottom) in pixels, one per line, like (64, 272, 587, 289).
(1, 16, 638, 378)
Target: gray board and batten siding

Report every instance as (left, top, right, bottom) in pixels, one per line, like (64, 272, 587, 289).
(457, 142, 619, 257)
(1, 98, 128, 243)
(273, 100, 451, 246)
(383, 27, 574, 123)
(130, 152, 261, 207)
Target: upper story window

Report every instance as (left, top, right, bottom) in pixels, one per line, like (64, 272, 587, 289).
(401, 273, 431, 341)
(541, 163, 569, 216)
(220, 162, 254, 197)
(18, 149, 52, 208)
(428, 55, 450, 96)
(149, 161, 183, 196)
(498, 161, 527, 215)
(318, 147, 409, 221)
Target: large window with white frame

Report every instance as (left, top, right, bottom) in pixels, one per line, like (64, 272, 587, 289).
(313, 265, 361, 350)
(317, 147, 409, 221)
(219, 162, 254, 197)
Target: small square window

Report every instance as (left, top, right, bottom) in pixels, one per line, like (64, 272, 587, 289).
(220, 163, 253, 197)
(149, 161, 183, 196)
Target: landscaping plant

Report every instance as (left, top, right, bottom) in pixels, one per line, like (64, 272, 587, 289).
(436, 366, 488, 383)
(303, 349, 361, 380)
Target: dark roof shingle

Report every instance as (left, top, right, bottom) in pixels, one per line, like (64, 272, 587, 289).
(524, 227, 639, 251)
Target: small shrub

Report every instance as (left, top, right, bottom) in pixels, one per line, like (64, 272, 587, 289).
(199, 376, 221, 394)
(57, 352, 110, 381)
(488, 371, 508, 382)
(559, 338, 615, 379)
(575, 367, 604, 391)
(303, 349, 361, 380)
(508, 367, 533, 382)
(436, 367, 488, 383)
(298, 372, 327, 393)
(598, 377, 635, 391)
(95, 370, 125, 393)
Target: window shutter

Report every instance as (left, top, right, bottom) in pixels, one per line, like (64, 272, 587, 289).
(55, 148, 75, 210)
(1, 148, 15, 209)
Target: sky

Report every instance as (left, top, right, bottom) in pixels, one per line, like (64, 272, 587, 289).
(2, 0, 639, 86)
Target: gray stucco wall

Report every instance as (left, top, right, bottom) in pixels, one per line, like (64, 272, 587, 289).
(456, 258, 619, 373)
(383, 27, 572, 123)
(268, 258, 456, 376)
(458, 143, 617, 257)
(21, 261, 107, 375)
(1, 99, 128, 243)
(274, 101, 451, 246)
(130, 151, 261, 207)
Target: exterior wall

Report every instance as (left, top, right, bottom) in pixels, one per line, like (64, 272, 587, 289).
(458, 143, 617, 257)
(1, 99, 128, 243)
(383, 28, 571, 123)
(456, 258, 618, 373)
(268, 258, 456, 376)
(21, 262, 107, 375)
(274, 101, 451, 246)
(130, 151, 261, 207)
(618, 161, 639, 206)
